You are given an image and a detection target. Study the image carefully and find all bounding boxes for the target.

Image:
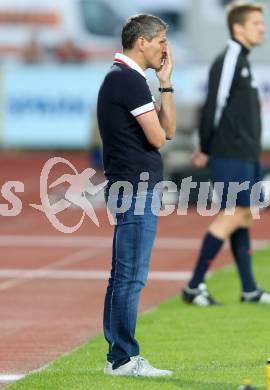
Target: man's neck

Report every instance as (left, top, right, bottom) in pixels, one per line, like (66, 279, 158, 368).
(233, 36, 252, 50)
(123, 51, 146, 70)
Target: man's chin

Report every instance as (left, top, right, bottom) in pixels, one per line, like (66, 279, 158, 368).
(156, 65, 163, 72)
(253, 37, 264, 46)
(252, 40, 263, 47)
(148, 62, 162, 71)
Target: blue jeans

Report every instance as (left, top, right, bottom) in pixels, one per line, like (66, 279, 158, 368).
(103, 189, 161, 369)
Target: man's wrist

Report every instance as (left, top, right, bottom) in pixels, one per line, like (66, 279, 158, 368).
(159, 87, 174, 93)
(159, 81, 172, 88)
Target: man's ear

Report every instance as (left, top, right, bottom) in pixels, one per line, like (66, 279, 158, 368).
(137, 36, 146, 52)
(233, 23, 244, 37)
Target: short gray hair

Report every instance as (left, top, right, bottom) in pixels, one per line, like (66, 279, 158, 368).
(122, 14, 167, 50)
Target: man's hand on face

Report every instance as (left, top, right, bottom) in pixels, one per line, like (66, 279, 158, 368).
(156, 43, 173, 86)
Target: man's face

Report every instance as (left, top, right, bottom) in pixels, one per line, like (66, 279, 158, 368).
(143, 30, 167, 70)
(238, 11, 265, 47)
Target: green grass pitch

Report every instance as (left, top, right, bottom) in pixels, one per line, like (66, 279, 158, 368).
(7, 247, 270, 390)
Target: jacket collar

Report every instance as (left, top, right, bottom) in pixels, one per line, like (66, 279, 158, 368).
(229, 38, 250, 56)
(113, 52, 146, 79)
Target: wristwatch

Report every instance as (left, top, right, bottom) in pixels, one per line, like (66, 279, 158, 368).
(158, 87, 174, 93)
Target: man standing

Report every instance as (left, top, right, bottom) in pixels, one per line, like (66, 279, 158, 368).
(182, 2, 270, 306)
(97, 14, 176, 376)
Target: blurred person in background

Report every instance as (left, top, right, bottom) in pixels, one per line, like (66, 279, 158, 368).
(182, 1, 270, 306)
(22, 35, 44, 63)
(53, 39, 88, 63)
(97, 14, 176, 376)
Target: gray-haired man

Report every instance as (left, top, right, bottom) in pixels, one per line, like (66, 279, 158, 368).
(97, 14, 176, 376)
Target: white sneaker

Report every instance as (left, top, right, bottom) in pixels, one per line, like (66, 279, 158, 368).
(182, 283, 220, 307)
(104, 356, 172, 377)
(103, 361, 113, 375)
(241, 289, 270, 304)
(259, 291, 270, 304)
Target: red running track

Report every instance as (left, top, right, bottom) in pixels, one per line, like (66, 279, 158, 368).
(0, 151, 269, 387)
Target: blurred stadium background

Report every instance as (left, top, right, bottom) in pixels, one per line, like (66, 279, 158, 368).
(0, 0, 270, 388)
(0, 0, 269, 170)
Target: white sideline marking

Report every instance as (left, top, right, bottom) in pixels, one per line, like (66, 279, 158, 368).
(0, 235, 269, 250)
(0, 374, 25, 382)
(0, 269, 191, 281)
(0, 248, 102, 292)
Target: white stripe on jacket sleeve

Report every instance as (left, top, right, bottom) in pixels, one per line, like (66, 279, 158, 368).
(214, 40, 241, 128)
(130, 102, 155, 117)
